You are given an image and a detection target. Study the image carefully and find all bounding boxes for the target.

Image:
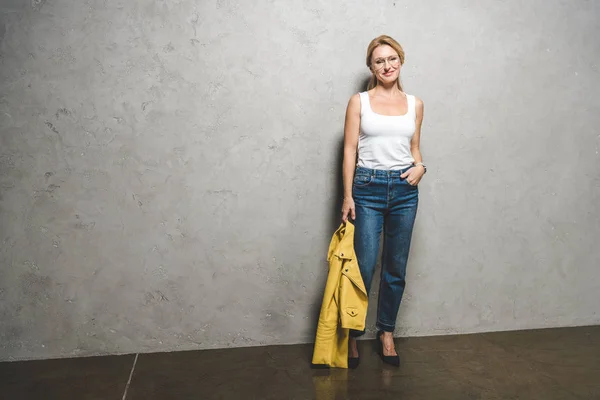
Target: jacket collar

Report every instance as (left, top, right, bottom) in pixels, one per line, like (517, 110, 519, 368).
(327, 221, 367, 296)
(327, 221, 355, 261)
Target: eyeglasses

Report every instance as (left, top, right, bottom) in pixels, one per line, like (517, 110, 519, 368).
(372, 55, 401, 70)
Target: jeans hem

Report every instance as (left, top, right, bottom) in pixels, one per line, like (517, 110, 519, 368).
(376, 322, 395, 333)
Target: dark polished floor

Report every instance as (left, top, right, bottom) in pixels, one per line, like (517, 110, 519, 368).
(1, 325, 599, 400)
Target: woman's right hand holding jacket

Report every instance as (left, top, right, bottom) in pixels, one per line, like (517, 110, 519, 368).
(341, 196, 356, 223)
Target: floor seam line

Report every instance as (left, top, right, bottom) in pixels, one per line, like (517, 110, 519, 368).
(121, 353, 139, 400)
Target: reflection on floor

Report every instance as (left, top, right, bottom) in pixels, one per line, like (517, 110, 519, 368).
(1, 325, 599, 399)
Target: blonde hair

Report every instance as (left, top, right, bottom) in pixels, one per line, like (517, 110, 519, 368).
(366, 35, 405, 91)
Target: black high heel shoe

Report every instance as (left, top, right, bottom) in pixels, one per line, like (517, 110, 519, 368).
(377, 331, 400, 367)
(348, 338, 360, 369)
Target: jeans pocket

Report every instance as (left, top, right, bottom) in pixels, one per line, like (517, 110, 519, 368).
(353, 174, 372, 187)
(399, 176, 418, 189)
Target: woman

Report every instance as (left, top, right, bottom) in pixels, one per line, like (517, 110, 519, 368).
(341, 35, 426, 368)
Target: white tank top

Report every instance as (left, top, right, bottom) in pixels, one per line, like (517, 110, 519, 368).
(357, 91, 416, 170)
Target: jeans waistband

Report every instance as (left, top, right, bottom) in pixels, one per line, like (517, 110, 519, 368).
(355, 165, 414, 177)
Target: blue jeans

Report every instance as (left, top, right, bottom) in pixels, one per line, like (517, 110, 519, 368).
(349, 166, 419, 337)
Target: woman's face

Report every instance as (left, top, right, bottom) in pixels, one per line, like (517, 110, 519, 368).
(370, 44, 401, 84)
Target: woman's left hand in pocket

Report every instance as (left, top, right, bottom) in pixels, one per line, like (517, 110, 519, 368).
(400, 166, 425, 186)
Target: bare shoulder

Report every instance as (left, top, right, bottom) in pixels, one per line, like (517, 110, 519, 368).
(412, 95, 424, 123)
(413, 95, 424, 109)
(347, 93, 361, 113)
(348, 93, 361, 106)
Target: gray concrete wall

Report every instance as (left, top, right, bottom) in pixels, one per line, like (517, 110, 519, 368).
(1, 0, 599, 361)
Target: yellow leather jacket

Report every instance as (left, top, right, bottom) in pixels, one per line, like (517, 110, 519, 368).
(311, 221, 368, 368)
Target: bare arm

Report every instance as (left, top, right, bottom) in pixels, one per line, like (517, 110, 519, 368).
(341, 94, 361, 221)
(401, 97, 426, 185)
(411, 97, 424, 164)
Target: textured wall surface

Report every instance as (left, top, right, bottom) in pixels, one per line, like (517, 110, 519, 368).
(1, 0, 599, 361)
